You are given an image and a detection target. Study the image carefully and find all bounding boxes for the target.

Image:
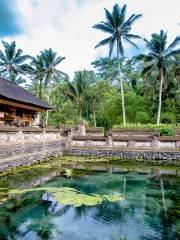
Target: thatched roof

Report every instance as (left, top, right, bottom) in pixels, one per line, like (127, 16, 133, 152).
(0, 78, 51, 110)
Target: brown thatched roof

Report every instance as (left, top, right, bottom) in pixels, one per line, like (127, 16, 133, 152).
(0, 77, 51, 110)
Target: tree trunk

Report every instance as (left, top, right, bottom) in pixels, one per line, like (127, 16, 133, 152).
(39, 78, 43, 100)
(45, 78, 51, 126)
(157, 68, 164, 125)
(93, 111, 97, 128)
(117, 41, 126, 126)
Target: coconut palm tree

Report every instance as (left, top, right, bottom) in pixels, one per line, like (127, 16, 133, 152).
(62, 71, 88, 121)
(93, 3, 142, 126)
(30, 54, 45, 99)
(41, 48, 65, 125)
(136, 30, 180, 125)
(0, 41, 31, 84)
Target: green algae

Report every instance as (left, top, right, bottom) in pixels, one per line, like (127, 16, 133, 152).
(1, 186, 125, 207)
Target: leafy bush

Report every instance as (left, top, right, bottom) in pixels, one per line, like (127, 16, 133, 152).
(161, 112, 176, 124)
(136, 111, 150, 124)
(157, 126, 175, 136)
(112, 123, 178, 133)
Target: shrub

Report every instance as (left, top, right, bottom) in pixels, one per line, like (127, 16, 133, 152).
(157, 126, 175, 136)
(136, 111, 150, 124)
(161, 112, 176, 124)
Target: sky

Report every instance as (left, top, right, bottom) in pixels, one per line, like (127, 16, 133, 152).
(0, 0, 180, 79)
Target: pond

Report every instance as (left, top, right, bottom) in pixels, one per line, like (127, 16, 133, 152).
(0, 156, 179, 240)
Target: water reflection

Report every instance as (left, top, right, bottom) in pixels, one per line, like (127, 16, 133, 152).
(0, 160, 179, 240)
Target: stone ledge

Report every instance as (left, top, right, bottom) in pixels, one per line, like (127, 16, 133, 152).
(63, 147, 180, 164)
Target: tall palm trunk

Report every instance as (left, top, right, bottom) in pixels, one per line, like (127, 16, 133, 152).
(93, 111, 97, 128)
(157, 68, 164, 125)
(39, 78, 43, 100)
(45, 77, 51, 126)
(117, 40, 126, 126)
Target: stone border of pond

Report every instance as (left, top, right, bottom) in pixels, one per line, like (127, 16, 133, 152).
(0, 140, 180, 173)
(63, 147, 180, 165)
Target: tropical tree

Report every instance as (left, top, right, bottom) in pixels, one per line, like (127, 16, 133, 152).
(30, 54, 45, 99)
(0, 41, 31, 84)
(93, 3, 142, 126)
(41, 48, 65, 125)
(136, 30, 180, 125)
(62, 71, 88, 121)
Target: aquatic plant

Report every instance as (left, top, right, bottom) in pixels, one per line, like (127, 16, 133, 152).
(64, 169, 73, 178)
(1, 187, 124, 207)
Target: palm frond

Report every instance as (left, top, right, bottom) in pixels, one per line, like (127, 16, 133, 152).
(124, 33, 141, 40)
(166, 36, 180, 54)
(104, 8, 115, 27)
(14, 49, 23, 59)
(95, 36, 112, 48)
(123, 36, 139, 49)
(112, 3, 121, 27)
(0, 50, 7, 62)
(119, 4, 127, 25)
(143, 38, 157, 53)
(92, 23, 114, 34)
(122, 14, 142, 29)
(109, 38, 116, 57)
(54, 56, 65, 66)
(14, 55, 31, 64)
(165, 49, 180, 58)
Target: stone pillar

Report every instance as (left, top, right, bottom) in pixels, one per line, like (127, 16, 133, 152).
(15, 116, 21, 126)
(151, 136, 160, 149)
(107, 134, 113, 146)
(67, 130, 73, 146)
(32, 112, 40, 127)
(0, 112, 4, 126)
(77, 123, 86, 136)
(128, 140, 135, 147)
(176, 141, 180, 148)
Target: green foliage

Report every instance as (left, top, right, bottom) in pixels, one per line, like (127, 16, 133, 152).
(0, 41, 32, 84)
(136, 111, 150, 124)
(1, 22, 180, 129)
(113, 123, 178, 131)
(161, 112, 176, 124)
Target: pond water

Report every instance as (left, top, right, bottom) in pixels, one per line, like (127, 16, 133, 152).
(0, 157, 179, 240)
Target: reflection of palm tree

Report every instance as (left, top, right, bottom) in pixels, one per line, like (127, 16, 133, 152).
(160, 178, 167, 218)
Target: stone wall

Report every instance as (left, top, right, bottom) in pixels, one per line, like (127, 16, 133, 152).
(0, 127, 62, 143)
(0, 141, 63, 172)
(64, 148, 180, 164)
(1, 125, 180, 150)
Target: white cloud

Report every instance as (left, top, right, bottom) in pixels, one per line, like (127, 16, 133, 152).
(2, 0, 180, 79)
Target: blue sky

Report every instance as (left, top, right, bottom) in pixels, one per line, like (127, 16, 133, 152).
(0, 0, 180, 78)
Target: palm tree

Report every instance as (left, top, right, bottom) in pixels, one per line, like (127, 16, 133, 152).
(41, 48, 65, 125)
(30, 54, 45, 99)
(93, 3, 142, 126)
(62, 71, 88, 121)
(0, 41, 31, 84)
(136, 30, 180, 125)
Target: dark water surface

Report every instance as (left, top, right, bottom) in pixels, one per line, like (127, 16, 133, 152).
(0, 157, 179, 240)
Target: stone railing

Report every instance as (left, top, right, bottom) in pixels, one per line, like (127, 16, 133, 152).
(0, 126, 62, 143)
(0, 124, 180, 149)
(69, 134, 180, 149)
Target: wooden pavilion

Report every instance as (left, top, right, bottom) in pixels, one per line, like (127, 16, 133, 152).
(0, 78, 51, 126)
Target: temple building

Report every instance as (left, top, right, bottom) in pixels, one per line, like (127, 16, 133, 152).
(0, 78, 51, 126)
